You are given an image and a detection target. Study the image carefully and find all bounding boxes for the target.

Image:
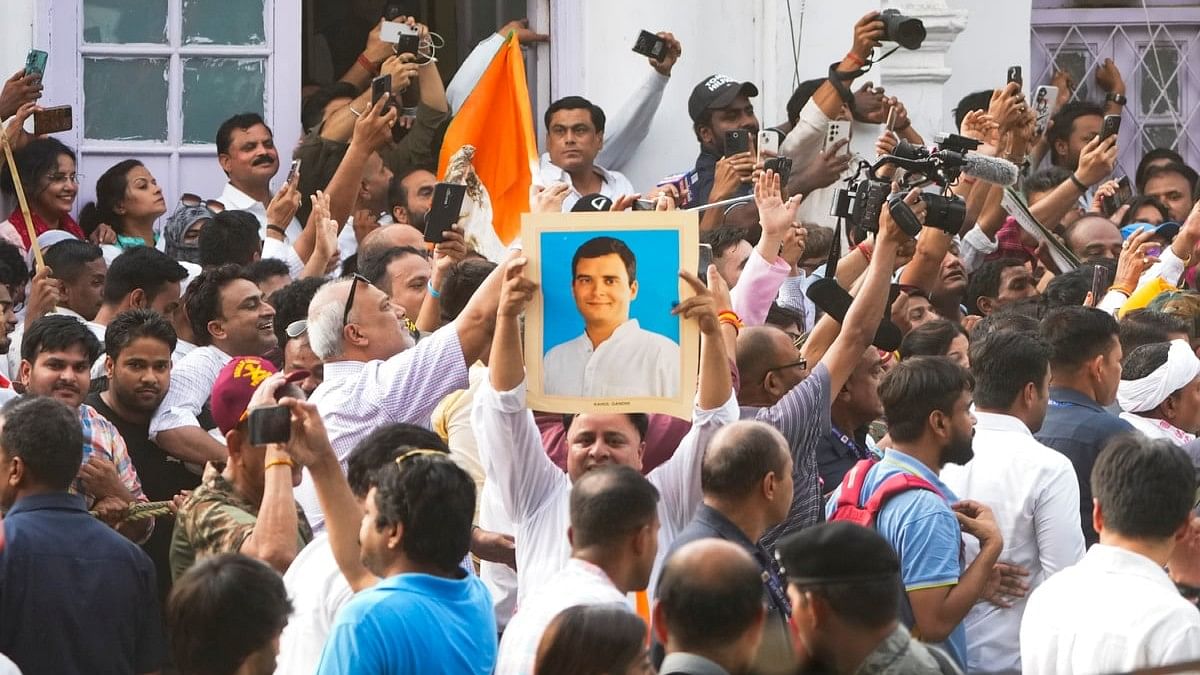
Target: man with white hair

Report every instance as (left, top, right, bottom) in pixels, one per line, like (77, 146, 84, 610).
(1117, 339, 1200, 446)
(293, 262, 505, 531)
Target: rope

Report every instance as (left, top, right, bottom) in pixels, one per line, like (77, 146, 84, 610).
(89, 500, 175, 523)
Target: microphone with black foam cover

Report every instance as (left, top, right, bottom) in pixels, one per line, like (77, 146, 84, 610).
(962, 153, 1019, 186)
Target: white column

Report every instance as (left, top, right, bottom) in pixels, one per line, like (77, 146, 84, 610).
(0, 0, 36, 90)
(877, 1, 968, 141)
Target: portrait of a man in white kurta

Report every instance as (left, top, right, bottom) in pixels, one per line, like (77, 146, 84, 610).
(543, 236, 679, 398)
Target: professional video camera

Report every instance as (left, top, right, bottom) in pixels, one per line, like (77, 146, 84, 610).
(831, 133, 1017, 238)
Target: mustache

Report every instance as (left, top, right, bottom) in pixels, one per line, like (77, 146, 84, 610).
(53, 383, 79, 393)
(252, 154, 275, 166)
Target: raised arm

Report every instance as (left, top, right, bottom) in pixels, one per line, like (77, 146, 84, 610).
(730, 171, 801, 324)
(596, 33, 680, 171)
(811, 13, 884, 120)
(1029, 134, 1116, 233)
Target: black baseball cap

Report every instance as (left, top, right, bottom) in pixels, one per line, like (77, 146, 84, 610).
(776, 521, 900, 586)
(688, 75, 759, 122)
(571, 193, 614, 213)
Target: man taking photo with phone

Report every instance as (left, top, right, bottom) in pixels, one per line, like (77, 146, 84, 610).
(689, 74, 761, 211)
(170, 357, 335, 580)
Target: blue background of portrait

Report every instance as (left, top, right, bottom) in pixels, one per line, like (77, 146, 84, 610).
(541, 229, 681, 355)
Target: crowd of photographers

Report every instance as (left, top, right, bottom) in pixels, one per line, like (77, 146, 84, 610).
(0, 6, 1198, 675)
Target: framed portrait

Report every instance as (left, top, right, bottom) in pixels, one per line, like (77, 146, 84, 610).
(522, 210, 700, 419)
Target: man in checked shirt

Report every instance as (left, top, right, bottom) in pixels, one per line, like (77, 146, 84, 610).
(17, 314, 152, 543)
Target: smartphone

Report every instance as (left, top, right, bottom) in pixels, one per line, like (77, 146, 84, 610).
(285, 159, 301, 185)
(632, 30, 669, 60)
(32, 105, 71, 135)
(394, 23, 421, 56)
(764, 156, 793, 187)
(24, 49, 47, 78)
(248, 406, 292, 445)
(698, 243, 713, 285)
(371, 74, 392, 107)
(757, 129, 781, 164)
(724, 129, 752, 157)
(824, 121, 851, 153)
(1007, 66, 1023, 87)
(380, 19, 404, 43)
(1100, 176, 1132, 216)
(1033, 85, 1058, 136)
(424, 183, 468, 243)
(885, 105, 897, 132)
(1089, 265, 1110, 307)
(1100, 114, 1121, 142)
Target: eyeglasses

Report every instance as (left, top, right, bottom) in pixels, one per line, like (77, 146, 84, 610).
(47, 172, 82, 185)
(180, 193, 226, 213)
(784, 331, 807, 350)
(766, 358, 808, 374)
(343, 274, 370, 327)
(285, 319, 307, 339)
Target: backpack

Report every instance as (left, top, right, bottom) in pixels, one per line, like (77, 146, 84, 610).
(829, 458, 942, 527)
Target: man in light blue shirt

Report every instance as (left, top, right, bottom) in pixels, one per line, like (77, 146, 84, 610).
(825, 356, 1004, 671)
(316, 450, 496, 674)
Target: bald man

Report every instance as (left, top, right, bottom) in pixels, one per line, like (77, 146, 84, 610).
(359, 224, 427, 263)
(654, 539, 767, 675)
(665, 421, 794, 669)
(1063, 215, 1124, 261)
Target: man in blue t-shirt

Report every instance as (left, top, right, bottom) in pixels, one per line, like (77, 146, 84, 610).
(315, 447, 496, 674)
(825, 356, 1003, 671)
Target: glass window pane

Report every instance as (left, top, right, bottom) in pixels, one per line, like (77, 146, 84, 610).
(1143, 123, 1179, 155)
(182, 58, 266, 144)
(182, 0, 265, 45)
(1140, 43, 1180, 116)
(83, 58, 168, 141)
(1054, 50, 1092, 103)
(83, 0, 167, 44)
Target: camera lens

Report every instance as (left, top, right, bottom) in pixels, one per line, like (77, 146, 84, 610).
(881, 9, 927, 50)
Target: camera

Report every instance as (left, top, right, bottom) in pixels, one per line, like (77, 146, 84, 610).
(880, 9, 926, 50)
(920, 192, 967, 236)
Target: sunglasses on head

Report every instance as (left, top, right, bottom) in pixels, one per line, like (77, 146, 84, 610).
(180, 194, 225, 213)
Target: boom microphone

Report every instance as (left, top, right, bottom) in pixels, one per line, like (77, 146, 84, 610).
(962, 153, 1019, 187)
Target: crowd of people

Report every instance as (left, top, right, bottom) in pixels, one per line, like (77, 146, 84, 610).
(0, 8, 1198, 675)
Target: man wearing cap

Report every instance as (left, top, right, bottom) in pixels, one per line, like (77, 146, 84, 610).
(170, 358, 324, 579)
(688, 74, 760, 209)
(777, 522, 962, 674)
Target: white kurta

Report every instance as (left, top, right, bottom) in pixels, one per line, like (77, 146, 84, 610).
(543, 319, 679, 398)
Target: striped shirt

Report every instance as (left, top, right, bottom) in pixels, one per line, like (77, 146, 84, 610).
(77, 403, 149, 510)
(295, 326, 470, 531)
(744, 362, 832, 552)
(149, 345, 233, 441)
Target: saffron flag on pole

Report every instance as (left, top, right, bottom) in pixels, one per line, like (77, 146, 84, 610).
(437, 32, 538, 247)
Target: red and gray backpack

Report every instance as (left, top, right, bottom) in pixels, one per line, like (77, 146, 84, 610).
(829, 458, 942, 527)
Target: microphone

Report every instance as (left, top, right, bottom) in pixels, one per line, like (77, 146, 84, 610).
(962, 153, 1019, 186)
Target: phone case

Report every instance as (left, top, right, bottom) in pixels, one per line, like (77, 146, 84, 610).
(425, 183, 467, 243)
(33, 106, 72, 134)
(824, 121, 851, 152)
(1033, 86, 1057, 136)
(632, 31, 667, 60)
(25, 50, 47, 77)
(724, 130, 751, 157)
(371, 75, 392, 106)
(757, 130, 780, 159)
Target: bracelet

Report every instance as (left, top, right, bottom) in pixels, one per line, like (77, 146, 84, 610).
(717, 310, 744, 333)
(265, 457, 294, 471)
(1108, 283, 1134, 297)
(427, 279, 441, 298)
(266, 224, 287, 237)
(857, 242, 873, 262)
(357, 53, 380, 76)
(1069, 173, 1088, 193)
(844, 51, 866, 68)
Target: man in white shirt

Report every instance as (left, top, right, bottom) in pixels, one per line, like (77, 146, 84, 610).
(538, 96, 636, 212)
(496, 465, 659, 675)
(475, 259, 736, 607)
(543, 236, 680, 398)
(150, 265, 277, 466)
(1116, 339, 1200, 446)
(214, 113, 305, 276)
(941, 330, 1085, 674)
(1020, 434, 1200, 674)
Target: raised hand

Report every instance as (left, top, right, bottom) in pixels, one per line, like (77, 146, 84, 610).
(352, 87, 399, 152)
(531, 182, 570, 214)
(648, 32, 682, 77)
(266, 180, 301, 235)
(498, 257, 538, 319)
(0, 69, 42, 120)
(755, 169, 803, 242)
(497, 17, 550, 44)
(672, 270, 719, 335)
(850, 11, 885, 63)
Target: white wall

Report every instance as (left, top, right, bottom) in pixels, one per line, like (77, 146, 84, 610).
(0, 1, 35, 77)
(942, 0, 1033, 129)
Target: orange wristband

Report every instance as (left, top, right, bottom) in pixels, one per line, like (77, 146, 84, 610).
(357, 53, 380, 76)
(265, 457, 294, 471)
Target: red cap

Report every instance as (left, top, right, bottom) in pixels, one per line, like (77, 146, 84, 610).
(210, 356, 308, 436)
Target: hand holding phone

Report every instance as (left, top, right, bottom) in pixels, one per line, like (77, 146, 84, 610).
(824, 121, 851, 153)
(286, 159, 302, 186)
(371, 74, 392, 107)
(724, 129, 752, 158)
(424, 183, 468, 243)
(1100, 114, 1121, 142)
(1007, 66, 1023, 88)
(698, 244, 713, 286)
(249, 406, 292, 445)
(32, 105, 72, 135)
(632, 30, 669, 60)
(1089, 265, 1110, 307)
(757, 129, 781, 163)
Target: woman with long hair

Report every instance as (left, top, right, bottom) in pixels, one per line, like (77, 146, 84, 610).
(79, 159, 168, 264)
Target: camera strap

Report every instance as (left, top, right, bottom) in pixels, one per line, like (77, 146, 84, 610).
(826, 45, 903, 114)
(826, 217, 843, 278)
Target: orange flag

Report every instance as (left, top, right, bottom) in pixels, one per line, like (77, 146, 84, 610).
(437, 32, 537, 246)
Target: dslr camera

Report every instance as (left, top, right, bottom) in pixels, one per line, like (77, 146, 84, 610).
(879, 9, 926, 50)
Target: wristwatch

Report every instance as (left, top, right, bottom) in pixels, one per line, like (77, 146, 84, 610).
(1106, 92, 1127, 106)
